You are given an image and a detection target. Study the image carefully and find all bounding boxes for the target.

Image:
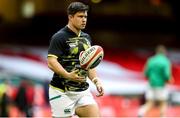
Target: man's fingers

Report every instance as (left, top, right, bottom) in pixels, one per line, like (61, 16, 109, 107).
(73, 74, 85, 82)
(96, 86, 104, 97)
(96, 92, 104, 97)
(77, 76, 86, 82)
(69, 70, 86, 82)
(72, 69, 79, 73)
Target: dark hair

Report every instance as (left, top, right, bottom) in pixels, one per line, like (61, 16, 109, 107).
(67, 2, 89, 15)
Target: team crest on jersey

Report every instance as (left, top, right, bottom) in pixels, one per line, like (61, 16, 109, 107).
(67, 37, 91, 55)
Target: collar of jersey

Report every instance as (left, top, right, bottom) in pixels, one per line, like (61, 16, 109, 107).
(66, 25, 81, 37)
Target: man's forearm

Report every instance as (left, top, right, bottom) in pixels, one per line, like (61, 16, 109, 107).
(48, 57, 69, 78)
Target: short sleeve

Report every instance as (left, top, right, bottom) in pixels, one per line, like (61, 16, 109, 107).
(144, 59, 150, 78)
(164, 60, 171, 80)
(48, 33, 65, 58)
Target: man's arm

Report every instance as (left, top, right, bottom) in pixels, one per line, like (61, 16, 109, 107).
(164, 62, 174, 84)
(88, 68, 104, 97)
(47, 56, 85, 82)
(144, 60, 150, 79)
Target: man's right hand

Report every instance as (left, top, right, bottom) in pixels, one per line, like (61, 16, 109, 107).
(47, 57, 85, 82)
(66, 70, 86, 82)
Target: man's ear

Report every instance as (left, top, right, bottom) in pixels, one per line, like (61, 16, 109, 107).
(68, 15, 73, 20)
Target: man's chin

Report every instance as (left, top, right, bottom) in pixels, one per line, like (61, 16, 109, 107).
(80, 26, 86, 29)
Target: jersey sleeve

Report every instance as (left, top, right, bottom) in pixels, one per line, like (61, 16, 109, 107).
(144, 59, 150, 78)
(48, 33, 65, 58)
(164, 60, 171, 80)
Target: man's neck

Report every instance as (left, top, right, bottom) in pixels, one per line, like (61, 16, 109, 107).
(67, 24, 81, 36)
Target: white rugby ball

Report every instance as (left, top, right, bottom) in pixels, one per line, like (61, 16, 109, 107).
(79, 45, 104, 70)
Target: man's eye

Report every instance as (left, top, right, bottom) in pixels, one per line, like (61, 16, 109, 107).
(78, 16, 87, 18)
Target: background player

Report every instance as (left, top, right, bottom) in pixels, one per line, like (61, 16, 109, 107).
(138, 45, 174, 117)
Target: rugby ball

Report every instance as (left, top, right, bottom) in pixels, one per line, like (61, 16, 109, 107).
(79, 45, 104, 70)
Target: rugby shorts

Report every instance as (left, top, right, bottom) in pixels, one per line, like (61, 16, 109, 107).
(145, 85, 169, 101)
(49, 85, 97, 117)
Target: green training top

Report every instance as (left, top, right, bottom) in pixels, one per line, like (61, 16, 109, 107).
(144, 54, 171, 87)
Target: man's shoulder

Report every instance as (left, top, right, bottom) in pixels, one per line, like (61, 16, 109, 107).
(81, 31, 91, 39)
(52, 28, 68, 39)
(80, 30, 89, 36)
(149, 54, 170, 65)
(55, 27, 68, 35)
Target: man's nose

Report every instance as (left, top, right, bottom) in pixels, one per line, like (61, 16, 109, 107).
(82, 17, 87, 21)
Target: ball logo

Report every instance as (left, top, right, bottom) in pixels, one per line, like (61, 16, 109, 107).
(80, 46, 96, 64)
(79, 45, 104, 70)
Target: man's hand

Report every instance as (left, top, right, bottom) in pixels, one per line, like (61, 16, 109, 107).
(66, 69, 86, 82)
(92, 77, 104, 97)
(48, 56, 85, 83)
(96, 82, 104, 97)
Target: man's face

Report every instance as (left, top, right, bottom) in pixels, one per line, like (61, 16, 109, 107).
(69, 11, 88, 30)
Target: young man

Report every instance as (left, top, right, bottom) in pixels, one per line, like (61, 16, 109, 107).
(47, 2, 104, 117)
(138, 45, 174, 117)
